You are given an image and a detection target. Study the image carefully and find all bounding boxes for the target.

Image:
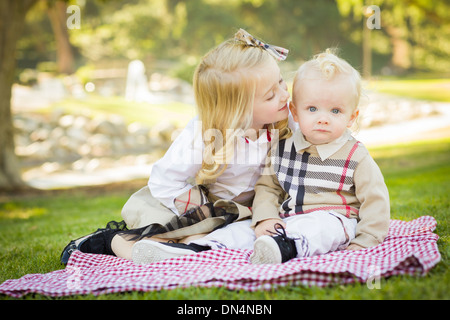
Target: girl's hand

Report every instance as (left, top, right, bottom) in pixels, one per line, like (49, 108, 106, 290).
(346, 243, 365, 251)
(254, 219, 286, 238)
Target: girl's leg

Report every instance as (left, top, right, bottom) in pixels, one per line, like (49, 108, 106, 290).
(114, 186, 209, 261)
(179, 233, 209, 244)
(111, 234, 179, 260)
(62, 187, 213, 264)
(110, 234, 135, 260)
(130, 220, 255, 265)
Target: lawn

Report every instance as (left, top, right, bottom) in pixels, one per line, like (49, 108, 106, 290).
(43, 95, 196, 127)
(0, 138, 449, 300)
(366, 78, 450, 102)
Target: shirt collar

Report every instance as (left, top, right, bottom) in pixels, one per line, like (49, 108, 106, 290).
(244, 126, 273, 144)
(293, 129, 353, 160)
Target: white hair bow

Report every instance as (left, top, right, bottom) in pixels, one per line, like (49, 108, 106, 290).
(235, 28, 289, 61)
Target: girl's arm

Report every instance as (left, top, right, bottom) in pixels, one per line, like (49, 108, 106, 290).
(148, 118, 203, 214)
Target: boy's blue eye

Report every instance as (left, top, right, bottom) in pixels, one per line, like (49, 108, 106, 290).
(331, 108, 340, 114)
(308, 106, 317, 112)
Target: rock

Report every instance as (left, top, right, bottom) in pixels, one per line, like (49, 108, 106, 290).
(20, 141, 52, 159)
(49, 127, 65, 140)
(357, 92, 442, 128)
(88, 133, 113, 157)
(151, 121, 176, 143)
(90, 117, 117, 136)
(109, 115, 128, 136)
(13, 108, 176, 169)
(66, 127, 88, 142)
(58, 114, 76, 128)
(128, 122, 150, 136)
(30, 127, 50, 142)
(41, 162, 62, 174)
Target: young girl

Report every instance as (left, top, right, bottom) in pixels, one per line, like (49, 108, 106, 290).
(60, 29, 293, 264)
(136, 49, 390, 265)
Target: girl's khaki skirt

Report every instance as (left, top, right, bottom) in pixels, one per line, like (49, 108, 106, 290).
(121, 185, 253, 240)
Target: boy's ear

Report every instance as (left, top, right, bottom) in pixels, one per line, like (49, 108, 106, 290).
(347, 108, 359, 127)
(289, 101, 298, 122)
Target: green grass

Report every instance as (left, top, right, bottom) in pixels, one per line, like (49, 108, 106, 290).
(0, 138, 449, 300)
(367, 78, 450, 102)
(42, 95, 196, 127)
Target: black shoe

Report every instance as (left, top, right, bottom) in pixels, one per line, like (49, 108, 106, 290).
(60, 220, 127, 265)
(250, 223, 298, 264)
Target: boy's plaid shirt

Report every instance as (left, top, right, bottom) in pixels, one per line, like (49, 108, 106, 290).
(271, 134, 364, 219)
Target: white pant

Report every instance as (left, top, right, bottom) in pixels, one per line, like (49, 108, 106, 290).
(191, 211, 357, 258)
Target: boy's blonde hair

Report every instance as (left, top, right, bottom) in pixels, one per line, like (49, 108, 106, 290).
(293, 48, 362, 109)
(193, 39, 290, 185)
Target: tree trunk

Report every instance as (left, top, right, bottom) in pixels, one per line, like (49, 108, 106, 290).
(362, 18, 372, 79)
(385, 25, 411, 74)
(47, 0, 75, 74)
(0, 0, 38, 191)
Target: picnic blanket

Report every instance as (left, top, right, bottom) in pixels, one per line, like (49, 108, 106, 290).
(0, 216, 441, 297)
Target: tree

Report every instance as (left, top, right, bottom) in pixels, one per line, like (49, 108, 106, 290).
(0, 0, 39, 191)
(336, 0, 450, 75)
(47, 0, 75, 74)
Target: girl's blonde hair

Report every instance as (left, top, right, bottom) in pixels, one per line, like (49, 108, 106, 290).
(193, 39, 290, 185)
(293, 48, 362, 109)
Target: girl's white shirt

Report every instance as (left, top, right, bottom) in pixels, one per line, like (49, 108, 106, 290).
(148, 114, 298, 214)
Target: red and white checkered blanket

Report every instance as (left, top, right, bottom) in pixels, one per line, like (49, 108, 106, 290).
(0, 216, 441, 297)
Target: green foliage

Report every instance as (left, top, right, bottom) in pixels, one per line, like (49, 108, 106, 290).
(18, 0, 450, 75)
(169, 56, 199, 83)
(0, 138, 448, 299)
(336, 0, 450, 72)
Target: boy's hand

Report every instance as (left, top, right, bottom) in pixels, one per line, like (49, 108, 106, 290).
(255, 219, 286, 238)
(346, 243, 365, 251)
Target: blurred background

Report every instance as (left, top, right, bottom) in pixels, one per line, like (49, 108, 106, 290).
(1, 0, 449, 190)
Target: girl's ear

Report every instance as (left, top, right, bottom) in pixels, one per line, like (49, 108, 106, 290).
(347, 108, 359, 127)
(289, 101, 299, 122)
